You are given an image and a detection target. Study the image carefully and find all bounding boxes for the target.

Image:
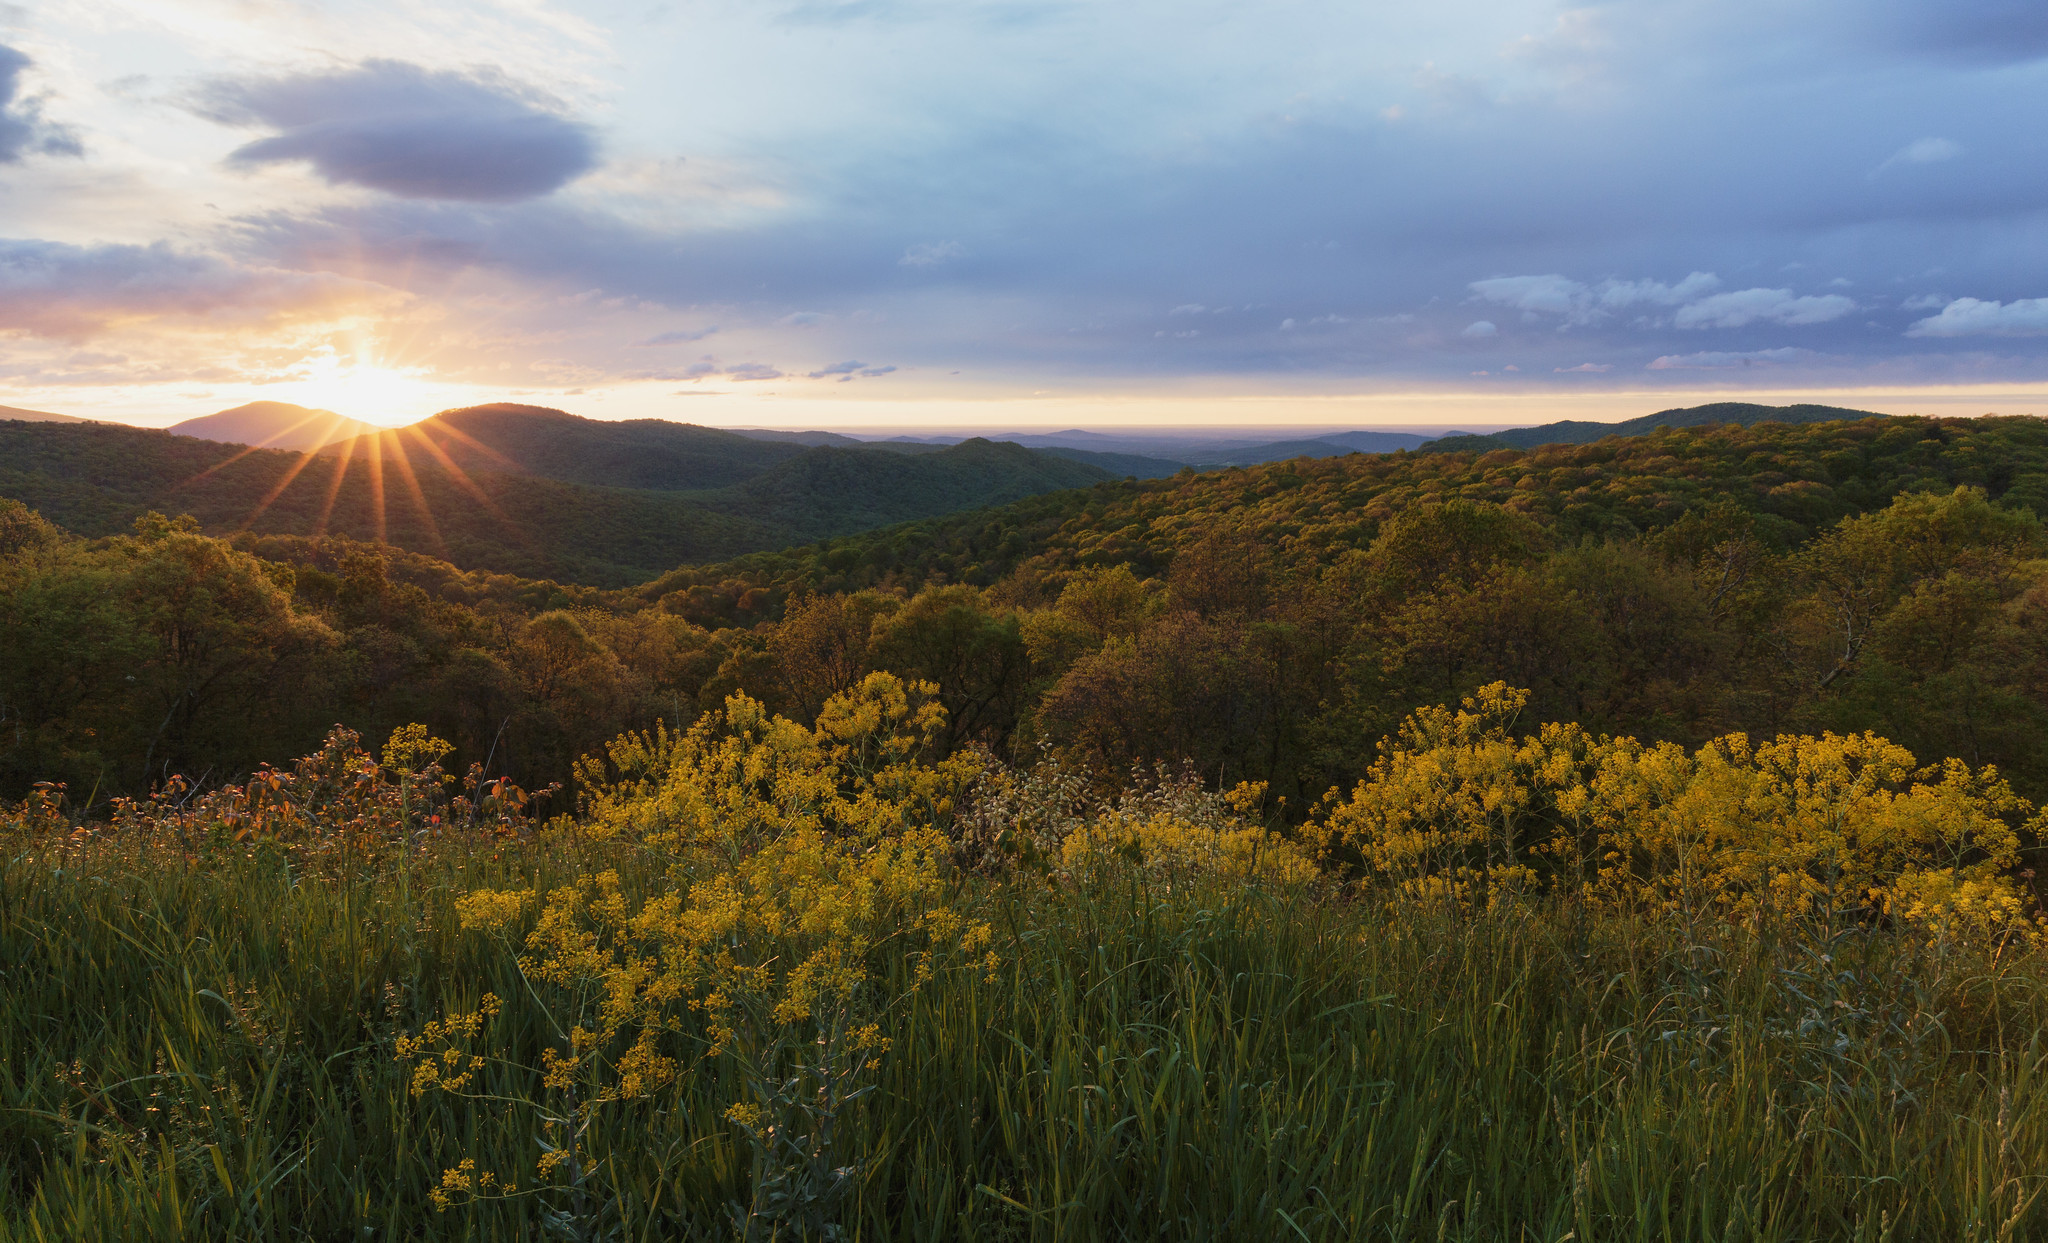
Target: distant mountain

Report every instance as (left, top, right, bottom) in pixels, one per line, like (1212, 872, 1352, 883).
(0, 404, 88, 423)
(1037, 447, 1189, 478)
(321, 405, 1124, 494)
(1419, 402, 1887, 453)
(1318, 430, 1448, 454)
(1179, 439, 1342, 466)
(318, 404, 807, 491)
(728, 439, 1111, 532)
(854, 440, 952, 456)
(170, 402, 382, 451)
(1004, 429, 1127, 446)
(0, 416, 1114, 586)
(729, 428, 868, 448)
(837, 427, 1441, 465)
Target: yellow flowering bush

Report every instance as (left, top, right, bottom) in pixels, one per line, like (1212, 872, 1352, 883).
(494, 674, 994, 1053)
(420, 673, 999, 1228)
(1057, 789, 1316, 887)
(1322, 683, 2041, 938)
(1317, 684, 1606, 906)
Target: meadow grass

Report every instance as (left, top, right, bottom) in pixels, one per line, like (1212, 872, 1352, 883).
(3, 817, 2045, 1242)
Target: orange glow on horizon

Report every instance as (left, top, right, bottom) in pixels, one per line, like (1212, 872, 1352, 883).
(268, 356, 468, 428)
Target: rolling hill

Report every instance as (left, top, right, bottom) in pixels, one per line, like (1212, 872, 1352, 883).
(318, 404, 811, 491)
(1418, 402, 1886, 453)
(0, 404, 90, 423)
(725, 438, 1110, 528)
(170, 402, 382, 452)
(639, 411, 2025, 624)
(1037, 447, 1189, 478)
(730, 428, 869, 448)
(834, 427, 1441, 471)
(0, 413, 1113, 586)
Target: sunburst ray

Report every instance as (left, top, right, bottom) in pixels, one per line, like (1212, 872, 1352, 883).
(365, 430, 389, 544)
(418, 416, 525, 473)
(238, 415, 377, 530)
(400, 422, 520, 529)
(313, 431, 362, 538)
(182, 408, 338, 488)
(376, 428, 447, 558)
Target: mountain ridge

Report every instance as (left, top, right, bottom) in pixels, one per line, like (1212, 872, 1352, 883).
(0, 403, 89, 423)
(316, 403, 811, 492)
(1418, 402, 1888, 453)
(170, 402, 382, 452)
(0, 413, 1113, 585)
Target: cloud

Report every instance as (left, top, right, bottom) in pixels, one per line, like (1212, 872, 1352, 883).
(632, 327, 719, 345)
(0, 237, 396, 339)
(900, 240, 965, 266)
(0, 45, 82, 163)
(1646, 347, 1815, 369)
(1672, 288, 1855, 329)
(1470, 272, 1721, 324)
(1874, 137, 1962, 175)
(662, 359, 789, 382)
(199, 60, 596, 202)
(1906, 296, 2048, 337)
(806, 358, 897, 378)
(777, 310, 828, 326)
(1461, 320, 1497, 338)
(1471, 274, 1583, 316)
(1168, 303, 1207, 316)
(1596, 272, 1721, 309)
(161, 0, 2048, 398)
(1555, 362, 1612, 372)
(1275, 313, 1351, 331)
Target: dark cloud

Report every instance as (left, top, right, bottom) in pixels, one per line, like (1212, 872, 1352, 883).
(1870, 0, 2048, 64)
(200, 60, 596, 202)
(0, 237, 391, 338)
(0, 45, 83, 163)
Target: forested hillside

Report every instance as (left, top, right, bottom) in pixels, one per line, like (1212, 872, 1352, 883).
(645, 412, 2040, 609)
(1419, 400, 1886, 453)
(0, 416, 1110, 585)
(171, 401, 380, 451)
(319, 404, 812, 491)
(11, 412, 2048, 840)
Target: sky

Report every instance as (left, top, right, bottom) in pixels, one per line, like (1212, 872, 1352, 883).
(2, 0, 2046, 431)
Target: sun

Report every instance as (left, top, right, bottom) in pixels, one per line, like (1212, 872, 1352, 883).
(278, 356, 462, 427)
